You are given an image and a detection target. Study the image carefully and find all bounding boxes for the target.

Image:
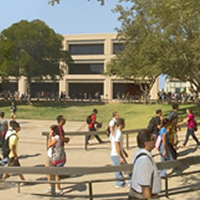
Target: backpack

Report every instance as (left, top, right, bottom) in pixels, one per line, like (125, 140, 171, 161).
(147, 117, 156, 132)
(105, 126, 110, 137)
(194, 120, 198, 132)
(2, 133, 16, 159)
(86, 115, 92, 124)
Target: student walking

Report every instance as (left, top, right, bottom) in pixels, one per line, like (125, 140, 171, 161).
(45, 125, 66, 195)
(110, 118, 131, 188)
(178, 108, 200, 149)
(2, 121, 26, 181)
(86, 109, 103, 145)
(128, 129, 161, 199)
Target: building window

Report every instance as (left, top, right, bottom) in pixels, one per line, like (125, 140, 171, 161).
(69, 44, 104, 55)
(113, 43, 123, 54)
(69, 63, 104, 74)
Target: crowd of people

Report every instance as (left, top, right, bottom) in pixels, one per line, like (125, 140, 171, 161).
(0, 102, 199, 199)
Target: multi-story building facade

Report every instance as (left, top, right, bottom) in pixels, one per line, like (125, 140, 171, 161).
(1, 33, 159, 100)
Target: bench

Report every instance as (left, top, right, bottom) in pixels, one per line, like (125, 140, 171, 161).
(1, 156, 200, 199)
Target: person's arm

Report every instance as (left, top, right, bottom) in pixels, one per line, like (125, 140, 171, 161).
(115, 142, 125, 164)
(141, 186, 152, 199)
(11, 144, 18, 160)
(123, 148, 128, 158)
(110, 126, 114, 135)
(48, 137, 57, 148)
(162, 133, 167, 157)
(177, 117, 189, 126)
(60, 134, 70, 143)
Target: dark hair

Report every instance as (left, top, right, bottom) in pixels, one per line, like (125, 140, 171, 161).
(187, 108, 193, 114)
(172, 103, 179, 110)
(12, 121, 20, 130)
(56, 115, 64, 123)
(156, 109, 162, 115)
(113, 111, 118, 117)
(137, 129, 152, 148)
(50, 125, 59, 135)
(9, 120, 16, 128)
(117, 118, 125, 127)
(93, 108, 98, 113)
(0, 112, 5, 117)
(162, 118, 170, 126)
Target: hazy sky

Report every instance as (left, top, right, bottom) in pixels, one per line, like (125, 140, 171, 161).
(1, 0, 165, 89)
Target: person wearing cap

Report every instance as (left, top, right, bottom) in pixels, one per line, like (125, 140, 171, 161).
(86, 108, 104, 145)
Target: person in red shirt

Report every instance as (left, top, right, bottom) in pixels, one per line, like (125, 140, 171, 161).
(87, 108, 103, 145)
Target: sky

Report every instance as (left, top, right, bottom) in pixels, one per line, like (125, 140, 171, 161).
(0, 0, 165, 89)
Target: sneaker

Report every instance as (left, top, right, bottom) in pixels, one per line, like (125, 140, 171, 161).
(56, 189, 63, 195)
(179, 145, 185, 148)
(45, 187, 51, 194)
(115, 184, 125, 189)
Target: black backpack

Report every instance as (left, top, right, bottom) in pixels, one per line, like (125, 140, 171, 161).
(147, 117, 156, 132)
(86, 115, 92, 124)
(2, 133, 16, 159)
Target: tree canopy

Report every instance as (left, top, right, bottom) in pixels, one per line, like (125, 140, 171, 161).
(0, 19, 72, 102)
(106, 0, 200, 95)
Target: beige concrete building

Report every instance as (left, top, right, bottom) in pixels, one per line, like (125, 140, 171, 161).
(2, 33, 159, 100)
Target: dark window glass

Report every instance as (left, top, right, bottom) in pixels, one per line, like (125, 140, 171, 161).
(69, 63, 104, 74)
(113, 43, 124, 54)
(69, 44, 104, 55)
(69, 83, 103, 99)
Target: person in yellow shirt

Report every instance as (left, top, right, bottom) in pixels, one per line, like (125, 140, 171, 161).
(2, 121, 25, 181)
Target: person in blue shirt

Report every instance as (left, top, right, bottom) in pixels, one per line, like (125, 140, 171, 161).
(159, 118, 173, 177)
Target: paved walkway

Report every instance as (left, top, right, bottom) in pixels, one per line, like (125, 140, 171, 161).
(0, 119, 200, 200)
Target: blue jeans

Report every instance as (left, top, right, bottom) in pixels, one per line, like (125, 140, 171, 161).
(183, 128, 200, 146)
(159, 145, 172, 177)
(0, 157, 8, 166)
(110, 155, 131, 187)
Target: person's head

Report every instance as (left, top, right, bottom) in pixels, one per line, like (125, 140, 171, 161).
(113, 111, 119, 119)
(93, 108, 98, 115)
(172, 103, 179, 110)
(0, 111, 5, 118)
(50, 124, 59, 136)
(9, 120, 15, 128)
(56, 115, 66, 126)
(12, 121, 21, 132)
(117, 118, 125, 129)
(137, 129, 155, 151)
(156, 109, 162, 116)
(186, 108, 193, 115)
(11, 101, 15, 106)
(162, 118, 170, 127)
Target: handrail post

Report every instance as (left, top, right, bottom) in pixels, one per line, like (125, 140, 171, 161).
(51, 175, 56, 196)
(46, 133, 49, 150)
(85, 135, 88, 150)
(165, 176, 168, 198)
(89, 182, 93, 200)
(126, 133, 129, 149)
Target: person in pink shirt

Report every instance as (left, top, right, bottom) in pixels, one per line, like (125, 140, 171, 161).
(178, 108, 200, 149)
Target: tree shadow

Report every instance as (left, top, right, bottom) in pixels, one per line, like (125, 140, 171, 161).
(178, 148, 196, 157)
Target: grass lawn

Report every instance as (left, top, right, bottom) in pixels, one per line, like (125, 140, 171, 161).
(1, 101, 199, 130)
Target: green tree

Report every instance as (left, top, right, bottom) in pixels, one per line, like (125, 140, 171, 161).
(0, 19, 72, 103)
(106, 1, 163, 103)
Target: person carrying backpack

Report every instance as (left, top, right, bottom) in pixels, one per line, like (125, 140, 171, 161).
(2, 121, 26, 182)
(147, 109, 162, 138)
(0, 111, 8, 148)
(86, 108, 104, 145)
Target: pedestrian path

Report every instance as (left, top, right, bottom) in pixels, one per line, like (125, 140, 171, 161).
(0, 119, 200, 200)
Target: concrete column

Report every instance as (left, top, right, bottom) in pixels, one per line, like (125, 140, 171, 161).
(150, 77, 159, 99)
(18, 76, 27, 96)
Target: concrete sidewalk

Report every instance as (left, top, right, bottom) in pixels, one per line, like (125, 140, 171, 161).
(0, 119, 200, 200)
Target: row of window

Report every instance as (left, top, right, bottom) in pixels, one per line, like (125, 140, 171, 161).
(69, 43, 123, 55)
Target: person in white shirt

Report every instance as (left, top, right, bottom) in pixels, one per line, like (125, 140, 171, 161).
(129, 129, 161, 200)
(110, 118, 131, 188)
(108, 111, 119, 137)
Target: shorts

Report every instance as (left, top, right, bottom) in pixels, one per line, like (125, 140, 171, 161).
(8, 157, 21, 166)
(47, 157, 66, 167)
